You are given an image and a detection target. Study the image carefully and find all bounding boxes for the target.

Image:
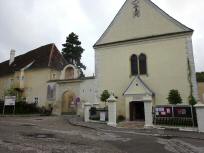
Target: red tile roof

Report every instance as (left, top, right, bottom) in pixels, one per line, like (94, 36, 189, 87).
(0, 43, 67, 77)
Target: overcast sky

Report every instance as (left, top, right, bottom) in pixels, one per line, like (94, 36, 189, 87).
(0, 0, 203, 76)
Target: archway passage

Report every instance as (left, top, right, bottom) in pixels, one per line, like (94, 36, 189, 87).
(129, 101, 145, 121)
(62, 91, 76, 114)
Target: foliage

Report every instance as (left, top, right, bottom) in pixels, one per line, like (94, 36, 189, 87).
(100, 90, 110, 102)
(4, 87, 17, 97)
(187, 59, 193, 98)
(89, 107, 97, 116)
(117, 115, 125, 123)
(62, 32, 86, 77)
(1, 101, 53, 115)
(189, 95, 197, 106)
(167, 90, 182, 105)
(196, 72, 204, 82)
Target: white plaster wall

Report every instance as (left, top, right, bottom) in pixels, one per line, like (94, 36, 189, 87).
(97, 0, 187, 45)
(79, 79, 96, 104)
(95, 35, 192, 116)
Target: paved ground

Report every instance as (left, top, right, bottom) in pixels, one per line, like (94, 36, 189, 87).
(0, 116, 204, 153)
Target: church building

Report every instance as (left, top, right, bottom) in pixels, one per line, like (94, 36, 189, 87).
(93, 0, 198, 124)
(0, 0, 198, 126)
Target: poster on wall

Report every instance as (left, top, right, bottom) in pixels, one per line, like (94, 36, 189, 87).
(47, 83, 56, 101)
(155, 106, 172, 117)
(173, 107, 192, 118)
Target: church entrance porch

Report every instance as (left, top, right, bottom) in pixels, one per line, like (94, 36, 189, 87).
(129, 101, 145, 121)
(124, 77, 154, 127)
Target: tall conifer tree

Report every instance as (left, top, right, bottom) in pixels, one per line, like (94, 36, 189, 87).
(62, 32, 86, 76)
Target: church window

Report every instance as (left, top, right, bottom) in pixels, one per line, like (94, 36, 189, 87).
(65, 67, 74, 79)
(139, 54, 147, 75)
(130, 54, 138, 75)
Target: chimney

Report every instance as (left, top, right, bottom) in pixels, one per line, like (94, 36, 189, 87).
(9, 49, 15, 65)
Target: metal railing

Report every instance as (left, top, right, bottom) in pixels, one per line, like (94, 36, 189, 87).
(153, 105, 197, 127)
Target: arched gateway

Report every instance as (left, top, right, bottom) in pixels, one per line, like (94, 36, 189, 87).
(62, 90, 76, 114)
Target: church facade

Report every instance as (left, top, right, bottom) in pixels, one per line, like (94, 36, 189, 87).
(0, 0, 198, 125)
(93, 0, 198, 122)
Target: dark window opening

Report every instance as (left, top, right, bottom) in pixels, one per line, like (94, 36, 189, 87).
(139, 54, 147, 75)
(131, 54, 138, 75)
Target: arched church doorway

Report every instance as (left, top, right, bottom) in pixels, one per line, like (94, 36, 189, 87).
(62, 90, 76, 114)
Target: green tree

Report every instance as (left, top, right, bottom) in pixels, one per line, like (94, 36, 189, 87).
(4, 87, 16, 96)
(100, 90, 110, 106)
(189, 95, 197, 106)
(167, 89, 182, 105)
(196, 72, 204, 82)
(62, 32, 86, 77)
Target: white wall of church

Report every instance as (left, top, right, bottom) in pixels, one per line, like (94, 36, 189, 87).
(79, 79, 96, 104)
(95, 35, 192, 116)
(96, 0, 187, 46)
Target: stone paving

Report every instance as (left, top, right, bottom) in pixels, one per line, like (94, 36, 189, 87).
(67, 116, 204, 140)
(0, 116, 204, 153)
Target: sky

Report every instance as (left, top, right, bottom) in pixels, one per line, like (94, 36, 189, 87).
(0, 0, 203, 76)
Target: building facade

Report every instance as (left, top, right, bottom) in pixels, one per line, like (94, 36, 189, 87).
(0, 44, 67, 107)
(94, 0, 198, 122)
(0, 0, 199, 124)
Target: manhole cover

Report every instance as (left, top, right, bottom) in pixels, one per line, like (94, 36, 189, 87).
(24, 133, 55, 139)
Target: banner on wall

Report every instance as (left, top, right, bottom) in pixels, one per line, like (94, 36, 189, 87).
(155, 105, 193, 118)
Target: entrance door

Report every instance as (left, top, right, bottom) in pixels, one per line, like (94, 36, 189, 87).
(129, 101, 145, 121)
(62, 91, 76, 114)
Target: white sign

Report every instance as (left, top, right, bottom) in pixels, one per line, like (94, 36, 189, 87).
(5, 96, 16, 106)
(100, 112, 106, 122)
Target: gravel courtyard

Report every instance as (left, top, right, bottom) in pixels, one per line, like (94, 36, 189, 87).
(0, 116, 203, 153)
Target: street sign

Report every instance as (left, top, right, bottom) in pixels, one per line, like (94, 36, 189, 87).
(5, 96, 16, 106)
(3, 96, 16, 115)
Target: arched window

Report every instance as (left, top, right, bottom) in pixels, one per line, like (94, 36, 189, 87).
(65, 67, 74, 79)
(139, 54, 147, 75)
(130, 54, 138, 75)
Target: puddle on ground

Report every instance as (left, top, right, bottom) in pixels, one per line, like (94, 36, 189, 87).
(23, 133, 56, 139)
(20, 124, 36, 127)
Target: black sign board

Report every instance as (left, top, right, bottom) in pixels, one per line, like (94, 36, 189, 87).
(155, 106, 193, 118)
(155, 107, 173, 117)
(173, 107, 192, 118)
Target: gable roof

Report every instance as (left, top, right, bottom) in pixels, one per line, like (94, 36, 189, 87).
(123, 76, 154, 96)
(0, 43, 67, 77)
(94, 0, 193, 48)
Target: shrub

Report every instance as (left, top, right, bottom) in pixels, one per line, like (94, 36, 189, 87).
(167, 90, 182, 105)
(117, 115, 125, 123)
(189, 95, 197, 106)
(100, 90, 110, 106)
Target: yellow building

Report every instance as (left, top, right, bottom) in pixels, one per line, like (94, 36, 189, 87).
(0, 43, 96, 116)
(94, 0, 198, 122)
(0, 43, 67, 107)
